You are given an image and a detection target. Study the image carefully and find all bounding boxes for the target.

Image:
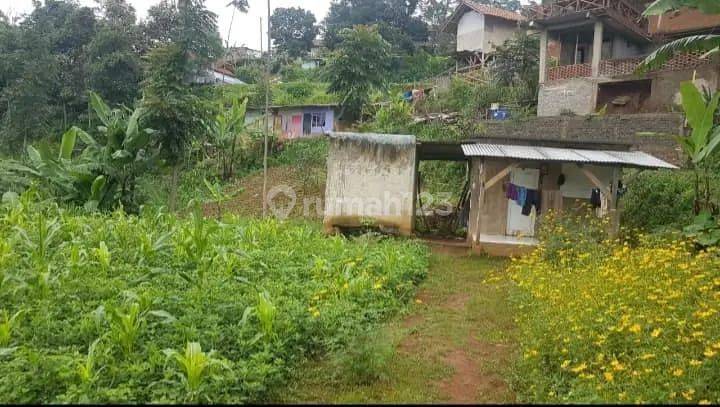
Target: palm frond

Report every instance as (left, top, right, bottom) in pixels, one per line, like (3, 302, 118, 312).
(643, 0, 720, 16)
(636, 34, 720, 73)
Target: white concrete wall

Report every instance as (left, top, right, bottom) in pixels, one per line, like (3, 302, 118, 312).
(483, 16, 519, 53)
(457, 11, 485, 53)
(538, 78, 598, 116)
(324, 133, 416, 235)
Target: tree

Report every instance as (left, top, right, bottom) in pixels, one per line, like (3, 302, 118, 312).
(323, 0, 429, 52)
(326, 25, 392, 121)
(637, 0, 720, 71)
(491, 32, 539, 91)
(270, 7, 318, 58)
(85, 0, 143, 107)
(0, 0, 98, 149)
(142, 0, 222, 161)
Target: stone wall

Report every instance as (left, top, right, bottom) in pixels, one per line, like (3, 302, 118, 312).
(538, 78, 598, 116)
(476, 113, 685, 165)
(324, 132, 417, 235)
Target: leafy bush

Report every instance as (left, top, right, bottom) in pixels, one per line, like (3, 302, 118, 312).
(622, 170, 696, 232)
(510, 213, 720, 404)
(0, 195, 428, 403)
(330, 328, 395, 385)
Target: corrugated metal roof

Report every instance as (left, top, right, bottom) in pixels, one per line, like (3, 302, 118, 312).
(461, 143, 677, 169)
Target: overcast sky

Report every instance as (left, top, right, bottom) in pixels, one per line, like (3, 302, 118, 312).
(5, 0, 334, 51)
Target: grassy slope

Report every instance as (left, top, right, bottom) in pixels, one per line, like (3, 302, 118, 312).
(280, 252, 518, 403)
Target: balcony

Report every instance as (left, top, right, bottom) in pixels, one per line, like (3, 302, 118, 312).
(525, 0, 648, 39)
(545, 52, 713, 81)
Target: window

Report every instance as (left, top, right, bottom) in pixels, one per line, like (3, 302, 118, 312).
(311, 112, 326, 128)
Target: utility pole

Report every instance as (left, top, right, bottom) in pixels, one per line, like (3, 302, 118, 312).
(262, 0, 271, 218)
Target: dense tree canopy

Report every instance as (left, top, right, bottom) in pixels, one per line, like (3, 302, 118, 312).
(323, 0, 429, 52)
(270, 7, 318, 58)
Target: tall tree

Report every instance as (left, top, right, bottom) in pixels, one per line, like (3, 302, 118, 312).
(0, 0, 98, 149)
(326, 25, 392, 120)
(270, 7, 318, 58)
(142, 0, 222, 161)
(323, 0, 429, 52)
(86, 0, 143, 106)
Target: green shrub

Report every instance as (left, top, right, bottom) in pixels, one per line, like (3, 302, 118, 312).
(622, 170, 696, 232)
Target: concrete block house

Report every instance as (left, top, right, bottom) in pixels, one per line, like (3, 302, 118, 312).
(247, 104, 339, 140)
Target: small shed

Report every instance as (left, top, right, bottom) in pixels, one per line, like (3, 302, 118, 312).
(463, 143, 676, 256)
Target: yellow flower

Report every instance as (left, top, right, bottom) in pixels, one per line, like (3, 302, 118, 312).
(415, 299, 423, 304)
(570, 362, 588, 373)
(640, 353, 655, 360)
(704, 348, 717, 358)
(672, 368, 684, 377)
(561, 360, 571, 369)
(603, 372, 614, 382)
(690, 359, 702, 366)
(699, 400, 711, 405)
(629, 323, 641, 334)
(651, 328, 662, 338)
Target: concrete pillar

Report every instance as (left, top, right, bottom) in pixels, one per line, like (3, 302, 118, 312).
(539, 29, 548, 84)
(591, 21, 604, 77)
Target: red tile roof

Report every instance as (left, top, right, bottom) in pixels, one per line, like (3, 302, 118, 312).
(463, 1, 525, 22)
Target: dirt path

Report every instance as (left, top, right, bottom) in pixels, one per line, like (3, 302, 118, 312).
(282, 251, 518, 404)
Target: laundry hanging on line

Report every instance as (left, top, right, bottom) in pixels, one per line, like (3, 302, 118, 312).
(505, 182, 541, 216)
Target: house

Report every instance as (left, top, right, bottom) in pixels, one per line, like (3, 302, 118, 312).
(441, 1, 526, 68)
(192, 67, 246, 86)
(526, 0, 720, 116)
(247, 104, 340, 140)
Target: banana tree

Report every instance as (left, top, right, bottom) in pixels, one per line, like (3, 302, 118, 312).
(675, 81, 720, 213)
(204, 98, 248, 180)
(26, 92, 157, 211)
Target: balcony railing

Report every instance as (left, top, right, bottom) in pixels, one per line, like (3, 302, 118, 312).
(546, 52, 713, 81)
(547, 63, 592, 81)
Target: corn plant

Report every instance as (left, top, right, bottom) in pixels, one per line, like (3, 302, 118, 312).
(0, 310, 23, 347)
(164, 342, 226, 401)
(256, 291, 277, 340)
(77, 337, 104, 386)
(109, 303, 144, 356)
(14, 212, 61, 266)
(93, 242, 111, 272)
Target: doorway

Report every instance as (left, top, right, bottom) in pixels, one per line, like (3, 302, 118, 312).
(506, 167, 540, 237)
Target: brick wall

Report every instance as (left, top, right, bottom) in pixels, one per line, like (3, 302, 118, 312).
(475, 113, 685, 165)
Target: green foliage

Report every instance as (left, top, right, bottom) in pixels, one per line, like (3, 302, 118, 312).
(270, 7, 318, 58)
(683, 210, 720, 247)
(330, 329, 395, 385)
(326, 25, 393, 121)
(24, 93, 156, 212)
(323, 0, 429, 52)
(491, 32, 539, 92)
(673, 82, 720, 213)
(622, 170, 696, 232)
(204, 98, 250, 179)
(0, 196, 428, 403)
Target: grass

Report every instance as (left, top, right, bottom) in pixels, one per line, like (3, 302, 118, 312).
(279, 251, 518, 403)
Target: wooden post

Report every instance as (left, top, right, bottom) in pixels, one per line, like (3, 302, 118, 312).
(467, 159, 485, 246)
(591, 20, 603, 77)
(608, 166, 621, 239)
(539, 29, 548, 84)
